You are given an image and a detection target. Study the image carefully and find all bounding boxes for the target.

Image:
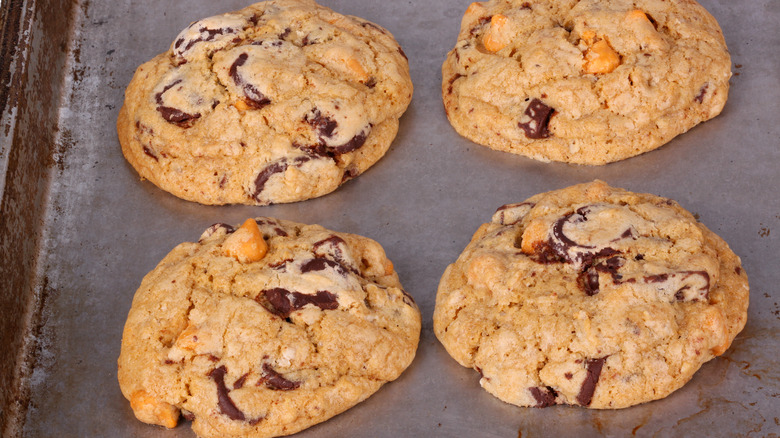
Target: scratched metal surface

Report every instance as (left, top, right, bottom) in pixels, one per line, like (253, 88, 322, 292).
(11, 0, 780, 436)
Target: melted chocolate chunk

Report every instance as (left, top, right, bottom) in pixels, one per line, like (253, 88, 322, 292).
(261, 288, 294, 317)
(530, 386, 558, 408)
(644, 273, 669, 283)
(576, 357, 607, 406)
(260, 363, 301, 391)
(447, 74, 464, 95)
(400, 289, 416, 306)
(306, 109, 339, 139)
(361, 21, 388, 34)
(142, 145, 159, 161)
(229, 53, 271, 109)
(469, 16, 492, 36)
(313, 236, 356, 272)
(330, 129, 369, 154)
(579, 269, 601, 296)
(300, 257, 349, 276)
(258, 288, 338, 318)
(155, 79, 201, 127)
(157, 106, 201, 126)
(518, 98, 555, 139)
(253, 217, 290, 238)
(233, 373, 249, 390)
(695, 83, 709, 103)
(540, 207, 623, 266)
(209, 366, 246, 421)
(364, 77, 377, 88)
(199, 223, 236, 242)
(578, 256, 625, 296)
(303, 109, 370, 155)
(643, 270, 710, 301)
(397, 46, 408, 61)
(252, 156, 313, 201)
(494, 202, 536, 226)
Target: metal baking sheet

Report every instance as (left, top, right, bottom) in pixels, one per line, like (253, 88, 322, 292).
(2, 0, 778, 436)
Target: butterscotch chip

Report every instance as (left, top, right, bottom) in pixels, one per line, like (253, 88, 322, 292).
(442, 0, 731, 164)
(117, 0, 412, 205)
(118, 218, 420, 437)
(433, 181, 749, 409)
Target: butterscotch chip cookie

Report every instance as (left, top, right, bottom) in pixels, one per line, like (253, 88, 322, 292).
(442, 0, 731, 164)
(433, 180, 748, 409)
(118, 218, 421, 437)
(117, 0, 412, 205)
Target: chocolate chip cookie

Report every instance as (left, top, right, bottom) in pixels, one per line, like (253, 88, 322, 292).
(117, 0, 412, 205)
(442, 0, 731, 164)
(118, 218, 421, 437)
(433, 180, 748, 409)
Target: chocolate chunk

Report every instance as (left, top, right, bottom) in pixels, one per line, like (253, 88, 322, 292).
(233, 373, 249, 390)
(260, 363, 301, 391)
(313, 236, 357, 272)
(258, 288, 338, 318)
(142, 145, 159, 161)
(172, 19, 245, 64)
(278, 27, 291, 39)
(469, 16, 492, 36)
(447, 74, 464, 95)
(695, 83, 709, 103)
(364, 77, 377, 88)
(518, 98, 555, 139)
(209, 366, 246, 421)
(155, 79, 202, 127)
(229, 53, 271, 109)
(300, 257, 349, 276)
(644, 273, 669, 283)
(397, 46, 408, 61)
(361, 21, 388, 34)
(494, 202, 535, 225)
(304, 109, 371, 154)
(306, 109, 339, 139)
(252, 156, 313, 201)
(576, 357, 607, 406)
(341, 167, 360, 183)
(253, 218, 290, 238)
(199, 223, 236, 242)
(578, 256, 625, 295)
(540, 206, 624, 266)
(579, 269, 601, 296)
(530, 386, 558, 408)
(400, 289, 416, 306)
(261, 288, 294, 318)
(643, 270, 710, 301)
(330, 130, 369, 154)
(157, 106, 201, 126)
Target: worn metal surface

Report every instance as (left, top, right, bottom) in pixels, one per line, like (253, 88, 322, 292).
(2, 0, 778, 436)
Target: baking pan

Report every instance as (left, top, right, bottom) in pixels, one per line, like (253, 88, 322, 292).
(1, 0, 778, 436)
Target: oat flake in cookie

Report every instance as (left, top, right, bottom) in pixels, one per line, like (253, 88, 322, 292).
(442, 0, 731, 164)
(117, 0, 413, 205)
(433, 181, 748, 409)
(118, 218, 421, 437)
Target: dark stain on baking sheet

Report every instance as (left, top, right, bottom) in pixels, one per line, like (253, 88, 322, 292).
(0, 0, 79, 434)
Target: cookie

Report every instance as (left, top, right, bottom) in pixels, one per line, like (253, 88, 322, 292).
(442, 0, 731, 164)
(433, 180, 748, 409)
(117, 0, 412, 205)
(118, 218, 421, 437)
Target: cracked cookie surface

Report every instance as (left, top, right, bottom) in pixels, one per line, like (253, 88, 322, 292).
(433, 180, 748, 409)
(118, 217, 421, 437)
(442, 0, 731, 164)
(117, 0, 412, 205)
